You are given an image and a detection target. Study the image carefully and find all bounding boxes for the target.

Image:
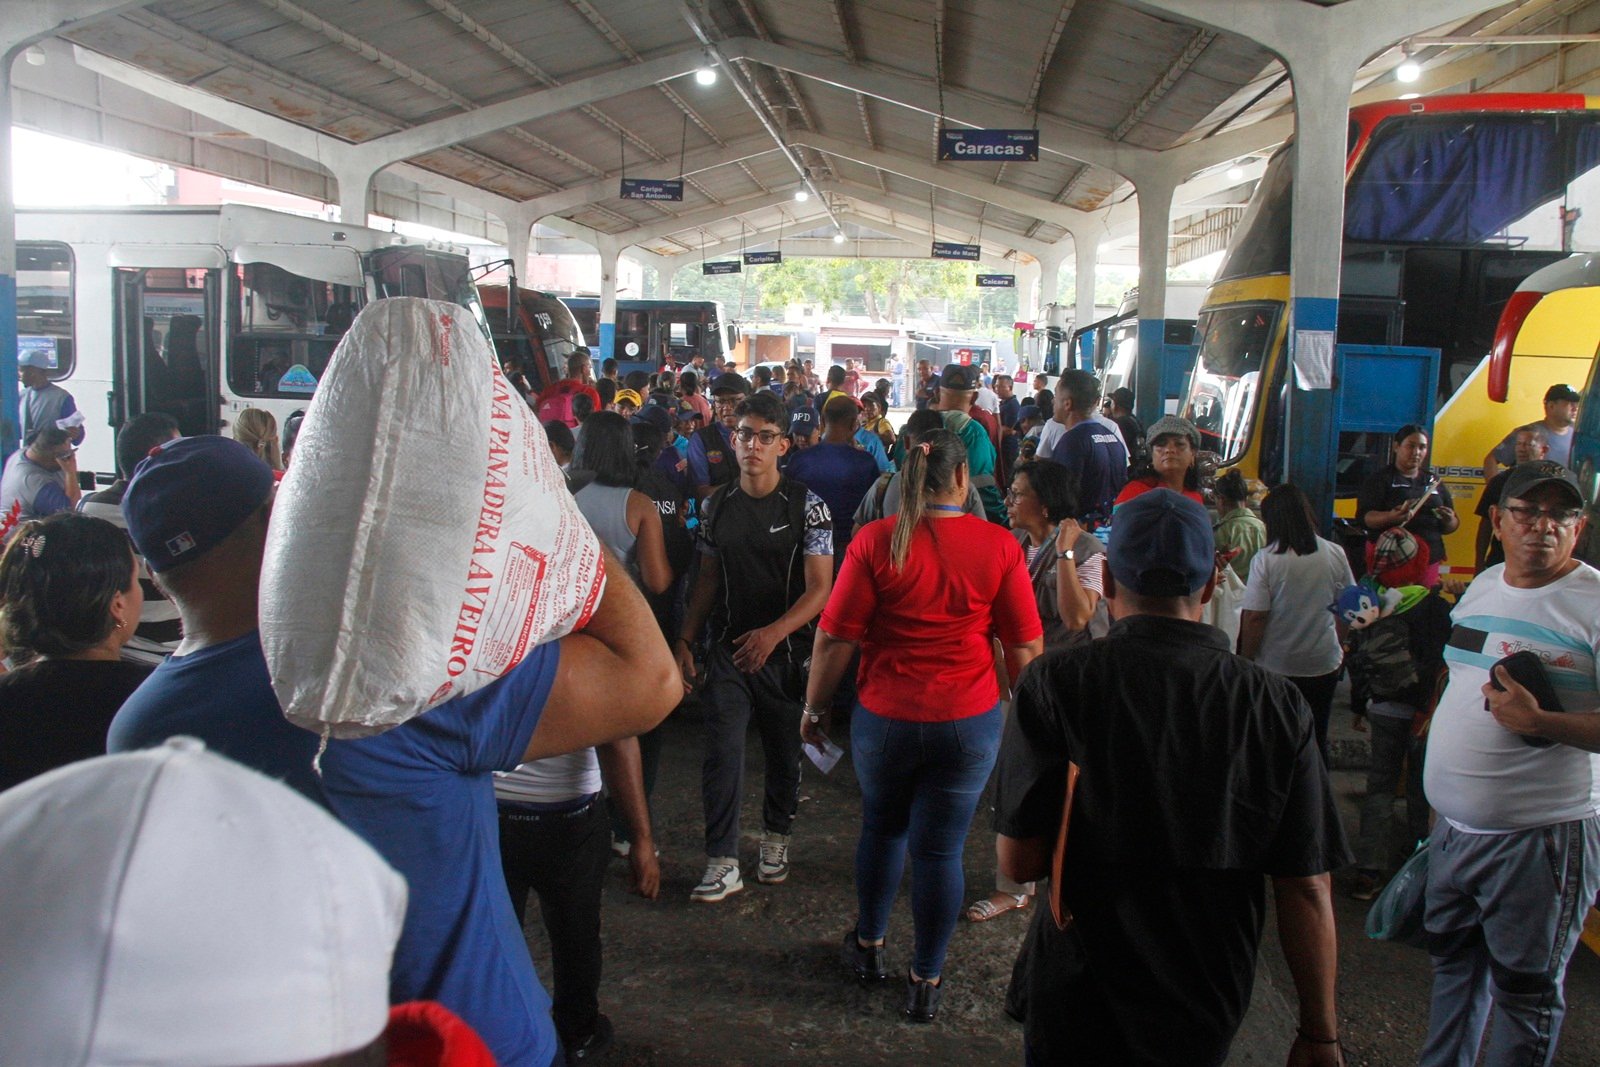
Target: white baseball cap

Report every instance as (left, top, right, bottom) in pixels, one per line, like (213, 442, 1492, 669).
(18, 349, 53, 370)
(0, 738, 407, 1066)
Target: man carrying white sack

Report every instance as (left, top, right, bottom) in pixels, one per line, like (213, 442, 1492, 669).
(109, 436, 680, 1067)
(0, 737, 499, 1066)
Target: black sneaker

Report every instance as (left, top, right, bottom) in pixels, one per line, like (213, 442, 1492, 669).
(841, 928, 889, 981)
(904, 972, 942, 1023)
(565, 1014, 614, 1064)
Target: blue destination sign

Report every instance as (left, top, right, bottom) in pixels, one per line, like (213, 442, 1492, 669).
(702, 260, 741, 276)
(743, 250, 782, 265)
(976, 273, 1016, 288)
(931, 241, 981, 261)
(619, 178, 684, 201)
(938, 128, 1039, 162)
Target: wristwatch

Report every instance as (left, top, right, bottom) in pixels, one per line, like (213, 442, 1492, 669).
(1055, 548, 1075, 561)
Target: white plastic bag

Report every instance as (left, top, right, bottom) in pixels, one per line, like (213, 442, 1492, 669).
(1202, 562, 1246, 649)
(261, 298, 606, 737)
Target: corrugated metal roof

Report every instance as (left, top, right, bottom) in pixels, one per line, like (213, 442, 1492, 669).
(20, 0, 1578, 264)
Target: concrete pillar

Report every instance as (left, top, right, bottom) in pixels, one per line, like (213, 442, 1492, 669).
(596, 238, 621, 363)
(498, 209, 533, 285)
(1033, 249, 1065, 323)
(1072, 231, 1099, 350)
(1132, 174, 1177, 426)
(335, 162, 381, 228)
(0, 47, 19, 455)
(1016, 260, 1043, 323)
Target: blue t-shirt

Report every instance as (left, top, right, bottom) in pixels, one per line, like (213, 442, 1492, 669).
(686, 423, 733, 490)
(999, 395, 1021, 429)
(320, 642, 562, 1067)
(1056, 420, 1129, 524)
(786, 441, 881, 555)
(852, 428, 892, 472)
(108, 631, 329, 807)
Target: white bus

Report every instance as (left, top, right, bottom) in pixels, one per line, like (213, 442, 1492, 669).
(15, 204, 487, 481)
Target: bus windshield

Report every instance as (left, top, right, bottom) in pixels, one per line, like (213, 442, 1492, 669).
(1186, 303, 1280, 464)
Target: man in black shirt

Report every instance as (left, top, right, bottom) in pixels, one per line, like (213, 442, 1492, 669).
(675, 390, 833, 903)
(996, 489, 1349, 1067)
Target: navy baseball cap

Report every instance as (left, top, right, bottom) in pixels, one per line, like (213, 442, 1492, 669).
(789, 408, 819, 436)
(1108, 489, 1214, 598)
(631, 404, 672, 436)
(124, 436, 275, 572)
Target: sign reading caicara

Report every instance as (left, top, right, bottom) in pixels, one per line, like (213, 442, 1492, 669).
(620, 178, 684, 201)
(743, 250, 782, 265)
(975, 274, 1016, 288)
(938, 128, 1039, 162)
(931, 241, 981, 261)
(702, 260, 741, 276)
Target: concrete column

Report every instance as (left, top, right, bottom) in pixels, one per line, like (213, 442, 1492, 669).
(1016, 260, 1043, 323)
(497, 208, 534, 285)
(1072, 231, 1099, 346)
(1033, 249, 1065, 323)
(334, 161, 381, 228)
(596, 238, 621, 363)
(663, 260, 689, 300)
(0, 47, 20, 455)
(1132, 174, 1177, 426)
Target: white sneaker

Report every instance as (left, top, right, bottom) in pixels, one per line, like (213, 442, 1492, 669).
(757, 831, 791, 884)
(690, 858, 743, 902)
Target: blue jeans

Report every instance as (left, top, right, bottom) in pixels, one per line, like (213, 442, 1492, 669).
(851, 702, 1003, 979)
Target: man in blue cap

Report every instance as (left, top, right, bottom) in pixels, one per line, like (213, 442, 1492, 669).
(109, 434, 679, 1067)
(995, 489, 1349, 1067)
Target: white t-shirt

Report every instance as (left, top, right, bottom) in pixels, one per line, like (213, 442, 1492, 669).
(974, 386, 1001, 415)
(1493, 422, 1574, 468)
(1035, 414, 1128, 460)
(1241, 537, 1354, 678)
(1424, 562, 1600, 833)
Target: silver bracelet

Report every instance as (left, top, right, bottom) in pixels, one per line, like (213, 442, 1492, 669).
(802, 702, 823, 723)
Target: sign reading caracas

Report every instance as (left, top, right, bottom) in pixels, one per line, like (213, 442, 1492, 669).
(702, 260, 741, 276)
(938, 128, 1039, 162)
(931, 241, 981, 262)
(619, 178, 684, 201)
(743, 250, 782, 265)
(975, 274, 1016, 288)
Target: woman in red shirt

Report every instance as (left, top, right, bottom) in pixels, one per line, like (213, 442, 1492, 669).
(801, 428, 1042, 1023)
(1112, 414, 1205, 511)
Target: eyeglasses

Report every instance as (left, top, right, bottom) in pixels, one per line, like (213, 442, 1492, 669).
(1503, 504, 1583, 527)
(733, 428, 782, 446)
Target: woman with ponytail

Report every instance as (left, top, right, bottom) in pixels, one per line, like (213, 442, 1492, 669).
(802, 428, 1042, 1023)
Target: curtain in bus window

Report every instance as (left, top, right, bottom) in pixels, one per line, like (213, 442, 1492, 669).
(1345, 119, 1564, 244)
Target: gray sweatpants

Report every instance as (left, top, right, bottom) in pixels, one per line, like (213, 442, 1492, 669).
(1421, 815, 1600, 1067)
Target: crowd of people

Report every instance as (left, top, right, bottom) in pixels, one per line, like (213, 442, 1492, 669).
(0, 336, 1596, 1067)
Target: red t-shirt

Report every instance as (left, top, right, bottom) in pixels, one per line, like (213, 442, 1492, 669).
(1113, 476, 1204, 510)
(820, 513, 1042, 721)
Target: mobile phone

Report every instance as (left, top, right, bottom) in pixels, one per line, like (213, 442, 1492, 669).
(1486, 649, 1565, 748)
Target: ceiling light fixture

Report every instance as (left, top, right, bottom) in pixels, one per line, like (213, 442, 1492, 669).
(794, 189, 810, 202)
(833, 232, 846, 244)
(1226, 164, 1245, 181)
(23, 46, 45, 66)
(1396, 44, 1421, 83)
(694, 67, 717, 86)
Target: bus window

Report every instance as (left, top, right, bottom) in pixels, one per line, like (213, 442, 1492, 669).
(1187, 303, 1280, 463)
(1216, 149, 1293, 283)
(17, 242, 74, 380)
(115, 266, 218, 437)
(227, 263, 359, 399)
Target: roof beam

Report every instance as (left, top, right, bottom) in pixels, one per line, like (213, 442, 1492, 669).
(1111, 28, 1216, 142)
(516, 134, 778, 221)
(791, 131, 1093, 230)
(619, 190, 823, 247)
(1024, 1, 1078, 114)
(820, 180, 1056, 259)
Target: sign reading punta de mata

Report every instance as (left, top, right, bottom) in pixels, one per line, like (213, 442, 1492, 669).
(938, 128, 1039, 162)
(931, 241, 981, 261)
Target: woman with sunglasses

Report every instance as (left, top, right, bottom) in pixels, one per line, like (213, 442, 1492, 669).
(803, 428, 1042, 1023)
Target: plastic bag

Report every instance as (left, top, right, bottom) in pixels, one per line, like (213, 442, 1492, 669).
(261, 298, 606, 738)
(1202, 559, 1246, 646)
(1365, 839, 1430, 948)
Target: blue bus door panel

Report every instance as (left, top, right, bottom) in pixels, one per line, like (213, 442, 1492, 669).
(1333, 345, 1440, 434)
(1159, 343, 1200, 415)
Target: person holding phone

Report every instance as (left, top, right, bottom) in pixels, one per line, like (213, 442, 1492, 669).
(1356, 424, 1457, 587)
(0, 427, 81, 520)
(1420, 461, 1600, 1067)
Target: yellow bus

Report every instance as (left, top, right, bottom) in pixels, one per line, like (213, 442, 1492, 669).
(1183, 94, 1600, 576)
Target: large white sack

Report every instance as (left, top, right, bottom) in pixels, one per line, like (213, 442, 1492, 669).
(261, 297, 606, 738)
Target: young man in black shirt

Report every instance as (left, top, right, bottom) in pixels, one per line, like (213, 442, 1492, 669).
(996, 489, 1349, 1067)
(675, 390, 833, 902)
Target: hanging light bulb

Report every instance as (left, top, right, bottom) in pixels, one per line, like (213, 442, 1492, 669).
(1226, 164, 1245, 181)
(794, 189, 810, 202)
(695, 67, 717, 86)
(833, 232, 846, 244)
(1396, 57, 1421, 83)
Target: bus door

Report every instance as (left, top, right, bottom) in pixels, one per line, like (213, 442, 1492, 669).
(112, 259, 222, 441)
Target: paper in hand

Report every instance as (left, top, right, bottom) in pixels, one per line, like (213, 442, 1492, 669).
(804, 736, 844, 775)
